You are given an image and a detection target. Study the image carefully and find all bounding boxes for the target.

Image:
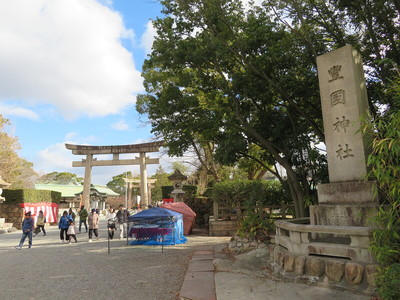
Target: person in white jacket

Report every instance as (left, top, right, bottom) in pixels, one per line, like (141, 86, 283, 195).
(106, 207, 117, 239)
(67, 220, 78, 243)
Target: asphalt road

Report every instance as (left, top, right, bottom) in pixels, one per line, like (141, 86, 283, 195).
(0, 218, 229, 300)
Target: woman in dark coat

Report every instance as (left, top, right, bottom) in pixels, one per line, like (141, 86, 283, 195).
(58, 210, 72, 243)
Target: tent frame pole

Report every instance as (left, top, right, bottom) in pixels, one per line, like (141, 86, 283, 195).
(126, 220, 129, 245)
(161, 218, 164, 253)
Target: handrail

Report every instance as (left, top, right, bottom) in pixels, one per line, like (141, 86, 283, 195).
(275, 219, 373, 236)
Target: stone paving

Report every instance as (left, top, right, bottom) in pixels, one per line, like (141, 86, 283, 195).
(213, 245, 372, 300)
(179, 242, 372, 300)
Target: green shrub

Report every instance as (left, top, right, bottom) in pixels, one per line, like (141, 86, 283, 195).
(183, 185, 197, 198)
(237, 212, 275, 241)
(363, 97, 400, 299)
(376, 263, 400, 300)
(202, 188, 213, 198)
(3, 189, 61, 204)
(211, 179, 288, 239)
(211, 179, 289, 207)
(161, 186, 174, 199)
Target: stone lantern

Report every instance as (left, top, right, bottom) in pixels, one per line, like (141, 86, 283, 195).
(168, 169, 187, 203)
(0, 176, 11, 204)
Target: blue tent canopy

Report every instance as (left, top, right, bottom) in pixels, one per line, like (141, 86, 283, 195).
(128, 207, 181, 221)
(127, 207, 187, 245)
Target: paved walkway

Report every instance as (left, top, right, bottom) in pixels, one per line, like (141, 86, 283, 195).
(179, 244, 372, 300)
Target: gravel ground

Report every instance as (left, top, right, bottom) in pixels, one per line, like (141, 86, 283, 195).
(0, 218, 229, 300)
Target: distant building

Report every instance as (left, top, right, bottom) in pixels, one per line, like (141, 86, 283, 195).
(35, 183, 119, 212)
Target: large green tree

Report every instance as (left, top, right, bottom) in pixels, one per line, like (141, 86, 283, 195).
(106, 171, 134, 195)
(138, 0, 327, 217)
(37, 172, 83, 185)
(137, 0, 398, 217)
(151, 166, 173, 203)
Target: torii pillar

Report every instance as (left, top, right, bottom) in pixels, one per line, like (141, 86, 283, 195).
(139, 152, 148, 207)
(125, 178, 157, 207)
(65, 141, 164, 210)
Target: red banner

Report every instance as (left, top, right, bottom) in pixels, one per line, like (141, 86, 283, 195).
(19, 202, 59, 223)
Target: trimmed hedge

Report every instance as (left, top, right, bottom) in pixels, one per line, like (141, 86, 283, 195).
(2, 189, 61, 204)
(211, 180, 290, 207)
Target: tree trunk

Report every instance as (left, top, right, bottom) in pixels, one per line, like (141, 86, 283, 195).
(286, 170, 306, 218)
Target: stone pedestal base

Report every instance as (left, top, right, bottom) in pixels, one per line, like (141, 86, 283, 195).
(317, 181, 377, 204)
(313, 181, 379, 226)
(310, 204, 379, 227)
(269, 244, 378, 295)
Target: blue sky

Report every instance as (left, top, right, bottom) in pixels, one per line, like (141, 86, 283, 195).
(0, 0, 177, 184)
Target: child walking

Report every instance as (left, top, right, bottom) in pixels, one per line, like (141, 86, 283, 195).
(15, 211, 34, 249)
(34, 210, 46, 237)
(67, 220, 78, 243)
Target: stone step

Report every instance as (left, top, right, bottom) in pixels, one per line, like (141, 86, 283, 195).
(0, 227, 17, 234)
(0, 223, 13, 229)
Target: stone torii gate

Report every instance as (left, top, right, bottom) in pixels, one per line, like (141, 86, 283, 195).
(65, 141, 163, 210)
(124, 178, 156, 207)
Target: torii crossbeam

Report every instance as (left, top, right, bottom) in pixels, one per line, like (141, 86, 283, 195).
(65, 141, 164, 209)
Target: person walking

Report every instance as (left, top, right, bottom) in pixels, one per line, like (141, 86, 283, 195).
(106, 207, 116, 239)
(88, 208, 99, 242)
(34, 210, 46, 237)
(68, 208, 76, 222)
(78, 205, 88, 233)
(58, 211, 72, 243)
(15, 211, 35, 250)
(67, 220, 78, 243)
(116, 204, 130, 239)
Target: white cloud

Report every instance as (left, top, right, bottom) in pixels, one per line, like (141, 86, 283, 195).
(0, 0, 143, 119)
(0, 103, 39, 120)
(140, 20, 157, 54)
(111, 119, 129, 130)
(35, 143, 74, 172)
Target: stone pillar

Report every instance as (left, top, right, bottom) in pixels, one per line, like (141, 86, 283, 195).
(147, 180, 156, 206)
(313, 45, 378, 227)
(127, 181, 132, 209)
(317, 45, 370, 182)
(147, 183, 152, 206)
(82, 154, 93, 210)
(139, 152, 149, 207)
